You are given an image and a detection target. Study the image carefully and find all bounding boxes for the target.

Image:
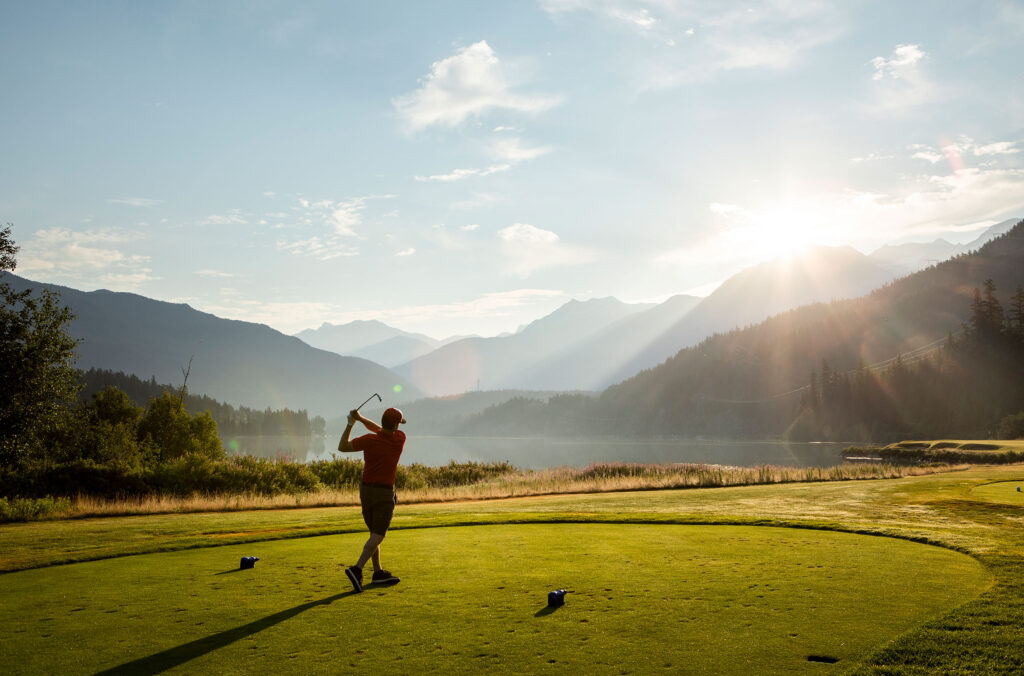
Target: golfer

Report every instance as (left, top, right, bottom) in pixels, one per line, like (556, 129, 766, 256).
(338, 406, 407, 592)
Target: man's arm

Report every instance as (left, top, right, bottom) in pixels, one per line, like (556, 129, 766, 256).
(337, 410, 383, 453)
(338, 410, 361, 453)
(354, 411, 382, 433)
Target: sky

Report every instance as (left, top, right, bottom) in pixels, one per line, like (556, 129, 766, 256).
(2, 1, 1023, 339)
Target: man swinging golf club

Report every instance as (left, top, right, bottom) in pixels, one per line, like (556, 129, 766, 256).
(338, 402, 407, 592)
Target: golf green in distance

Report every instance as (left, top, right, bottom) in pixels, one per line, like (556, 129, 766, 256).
(968, 480, 1024, 505)
(0, 524, 989, 674)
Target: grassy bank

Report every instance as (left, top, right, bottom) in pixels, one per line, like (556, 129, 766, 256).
(2, 461, 946, 522)
(844, 439, 1024, 464)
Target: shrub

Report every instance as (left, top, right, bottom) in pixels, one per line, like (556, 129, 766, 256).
(997, 411, 1024, 440)
(0, 496, 71, 522)
(309, 458, 364, 489)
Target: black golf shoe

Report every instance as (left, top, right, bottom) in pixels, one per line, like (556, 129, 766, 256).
(371, 570, 400, 585)
(345, 565, 363, 593)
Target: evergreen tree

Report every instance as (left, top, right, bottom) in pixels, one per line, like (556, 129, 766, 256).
(1009, 286, 1024, 342)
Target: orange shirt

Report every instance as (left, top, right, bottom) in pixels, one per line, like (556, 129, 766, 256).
(352, 430, 406, 486)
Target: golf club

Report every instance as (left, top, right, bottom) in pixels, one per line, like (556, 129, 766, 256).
(355, 393, 382, 412)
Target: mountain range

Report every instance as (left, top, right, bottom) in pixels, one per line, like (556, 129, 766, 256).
(8, 218, 1019, 417)
(600, 219, 1024, 437)
(393, 244, 903, 395)
(866, 218, 1018, 273)
(2, 274, 420, 418)
(295, 320, 461, 368)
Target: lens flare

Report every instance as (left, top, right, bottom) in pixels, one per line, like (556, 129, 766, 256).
(393, 384, 403, 393)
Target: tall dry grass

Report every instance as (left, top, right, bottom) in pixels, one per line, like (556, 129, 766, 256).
(48, 461, 961, 520)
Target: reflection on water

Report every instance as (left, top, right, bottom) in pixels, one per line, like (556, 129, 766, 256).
(230, 435, 847, 470)
(225, 435, 326, 461)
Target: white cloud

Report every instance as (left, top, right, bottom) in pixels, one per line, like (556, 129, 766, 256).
(393, 40, 561, 131)
(866, 44, 937, 113)
(197, 209, 248, 226)
(871, 43, 925, 80)
(491, 137, 552, 162)
(909, 137, 1021, 169)
(414, 136, 550, 183)
(973, 141, 1020, 156)
(543, 1, 843, 88)
(108, 197, 162, 207)
(17, 227, 156, 290)
(195, 269, 235, 278)
(497, 223, 598, 276)
(461, 224, 481, 231)
(912, 150, 944, 164)
(273, 195, 397, 259)
(414, 164, 511, 182)
(276, 236, 359, 261)
(851, 152, 895, 163)
(395, 248, 416, 257)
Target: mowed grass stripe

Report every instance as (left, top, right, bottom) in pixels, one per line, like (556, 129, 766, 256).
(0, 524, 990, 675)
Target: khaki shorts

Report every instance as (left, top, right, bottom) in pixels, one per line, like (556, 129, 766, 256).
(360, 483, 397, 536)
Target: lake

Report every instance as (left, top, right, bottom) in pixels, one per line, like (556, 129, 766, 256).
(225, 435, 848, 469)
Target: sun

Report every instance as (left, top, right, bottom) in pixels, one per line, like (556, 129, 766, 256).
(724, 205, 834, 261)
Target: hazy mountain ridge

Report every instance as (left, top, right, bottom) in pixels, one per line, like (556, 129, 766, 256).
(599, 245, 902, 387)
(867, 218, 1019, 273)
(386, 240, 989, 394)
(393, 297, 653, 396)
(3, 274, 420, 417)
(295, 319, 449, 367)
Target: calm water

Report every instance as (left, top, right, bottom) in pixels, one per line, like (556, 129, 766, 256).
(227, 435, 847, 469)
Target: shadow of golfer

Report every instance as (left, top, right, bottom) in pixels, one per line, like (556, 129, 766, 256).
(95, 591, 357, 675)
(534, 605, 561, 617)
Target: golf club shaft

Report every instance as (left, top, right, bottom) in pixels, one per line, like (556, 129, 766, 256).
(355, 393, 382, 412)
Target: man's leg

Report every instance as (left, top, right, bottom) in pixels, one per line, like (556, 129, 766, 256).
(370, 543, 382, 572)
(356, 532, 385, 570)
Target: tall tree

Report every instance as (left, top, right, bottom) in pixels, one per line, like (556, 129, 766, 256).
(1009, 285, 1024, 340)
(0, 225, 81, 467)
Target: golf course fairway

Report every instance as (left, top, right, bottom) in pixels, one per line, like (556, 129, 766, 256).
(0, 523, 989, 674)
(968, 480, 1024, 506)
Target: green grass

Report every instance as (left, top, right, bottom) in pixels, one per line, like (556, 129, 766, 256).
(844, 439, 1024, 465)
(3, 464, 1024, 672)
(968, 479, 1024, 506)
(0, 524, 989, 674)
(892, 440, 1024, 453)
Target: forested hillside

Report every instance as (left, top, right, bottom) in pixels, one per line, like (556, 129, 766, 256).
(81, 369, 326, 437)
(454, 221, 1024, 441)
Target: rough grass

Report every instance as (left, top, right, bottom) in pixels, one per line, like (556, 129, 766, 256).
(0, 524, 989, 675)
(16, 461, 949, 521)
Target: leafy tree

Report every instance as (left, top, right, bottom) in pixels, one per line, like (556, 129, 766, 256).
(997, 411, 1024, 440)
(52, 387, 152, 466)
(0, 225, 81, 468)
(137, 392, 223, 460)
